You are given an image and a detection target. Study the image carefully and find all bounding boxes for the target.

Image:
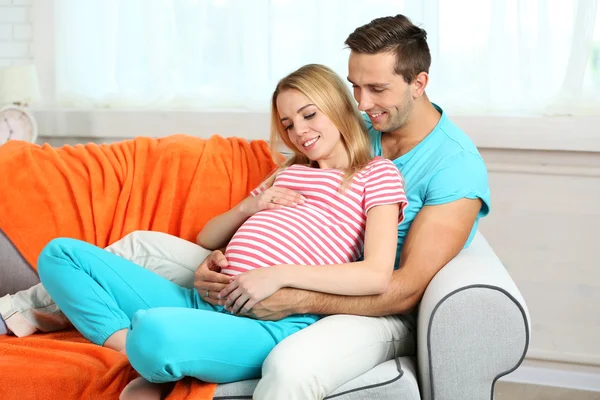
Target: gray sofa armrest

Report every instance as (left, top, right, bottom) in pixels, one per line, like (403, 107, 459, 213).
(417, 232, 530, 400)
(0, 229, 40, 297)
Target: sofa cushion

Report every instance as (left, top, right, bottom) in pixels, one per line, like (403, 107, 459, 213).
(214, 356, 420, 400)
(0, 229, 39, 297)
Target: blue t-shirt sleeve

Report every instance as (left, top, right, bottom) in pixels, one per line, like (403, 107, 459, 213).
(424, 153, 490, 218)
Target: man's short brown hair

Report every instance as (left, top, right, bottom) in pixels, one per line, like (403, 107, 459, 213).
(345, 14, 431, 83)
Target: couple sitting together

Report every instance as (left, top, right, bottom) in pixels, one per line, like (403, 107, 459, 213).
(0, 14, 489, 400)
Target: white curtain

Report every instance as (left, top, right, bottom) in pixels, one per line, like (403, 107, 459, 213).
(54, 0, 600, 116)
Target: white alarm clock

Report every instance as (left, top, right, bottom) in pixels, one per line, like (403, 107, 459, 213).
(0, 104, 38, 145)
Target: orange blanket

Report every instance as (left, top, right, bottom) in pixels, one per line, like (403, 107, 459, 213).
(0, 134, 277, 400)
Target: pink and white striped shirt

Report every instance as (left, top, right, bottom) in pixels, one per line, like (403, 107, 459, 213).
(222, 157, 407, 276)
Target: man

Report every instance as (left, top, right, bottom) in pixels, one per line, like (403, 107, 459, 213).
(194, 14, 490, 400)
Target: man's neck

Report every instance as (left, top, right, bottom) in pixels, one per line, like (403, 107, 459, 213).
(381, 97, 441, 160)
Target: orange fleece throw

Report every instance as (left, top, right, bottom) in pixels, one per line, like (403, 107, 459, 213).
(0, 134, 278, 400)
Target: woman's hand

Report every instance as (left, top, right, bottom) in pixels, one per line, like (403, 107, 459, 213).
(194, 250, 233, 306)
(240, 187, 306, 216)
(219, 266, 290, 314)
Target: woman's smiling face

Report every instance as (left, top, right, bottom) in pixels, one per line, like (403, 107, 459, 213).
(276, 89, 348, 169)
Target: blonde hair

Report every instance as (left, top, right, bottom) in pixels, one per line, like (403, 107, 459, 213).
(266, 64, 372, 188)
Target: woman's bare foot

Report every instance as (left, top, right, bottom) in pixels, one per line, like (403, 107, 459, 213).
(119, 377, 163, 400)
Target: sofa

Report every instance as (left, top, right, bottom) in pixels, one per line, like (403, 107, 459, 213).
(0, 136, 530, 399)
(1, 229, 530, 400)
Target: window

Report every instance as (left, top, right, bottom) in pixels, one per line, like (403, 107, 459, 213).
(51, 0, 600, 116)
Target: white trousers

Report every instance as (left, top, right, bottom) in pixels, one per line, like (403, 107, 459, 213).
(0, 231, 416, 400)
(253, 313, 415, 400)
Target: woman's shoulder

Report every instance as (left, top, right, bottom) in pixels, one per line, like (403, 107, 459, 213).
(352, 158, 402, 188)
(362, 157, 398, 173)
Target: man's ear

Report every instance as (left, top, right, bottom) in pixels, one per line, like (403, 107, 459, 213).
(412, 71, 429, 98)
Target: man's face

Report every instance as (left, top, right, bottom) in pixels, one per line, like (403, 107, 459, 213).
(348, 51, 414, 133)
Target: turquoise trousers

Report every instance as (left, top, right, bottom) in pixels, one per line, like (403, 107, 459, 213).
(38, 238, 317, 383)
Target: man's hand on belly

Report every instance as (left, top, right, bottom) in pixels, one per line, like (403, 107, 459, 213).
(220, 267, 288, 314)
(239, 288, 309, 321)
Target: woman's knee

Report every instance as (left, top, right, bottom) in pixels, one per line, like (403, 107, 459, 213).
(38, 238, 80, 281)
(126, 309, 178, 383)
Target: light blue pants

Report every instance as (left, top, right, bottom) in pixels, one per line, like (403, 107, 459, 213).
(37, 238, 317, 384)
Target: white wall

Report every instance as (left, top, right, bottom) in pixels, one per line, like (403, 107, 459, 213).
(479, 149, 600, 371)
(0, 0, 33, 67)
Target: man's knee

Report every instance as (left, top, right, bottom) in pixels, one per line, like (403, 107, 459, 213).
(254, 342, 324, 400)
(118, 230, 151, 246)
(105, 231, 140, 255)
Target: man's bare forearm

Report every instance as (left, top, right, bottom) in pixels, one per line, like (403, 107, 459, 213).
(291, 268, 419, 316)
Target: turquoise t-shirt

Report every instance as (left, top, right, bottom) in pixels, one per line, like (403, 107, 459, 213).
(365, 104, 491, 268)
